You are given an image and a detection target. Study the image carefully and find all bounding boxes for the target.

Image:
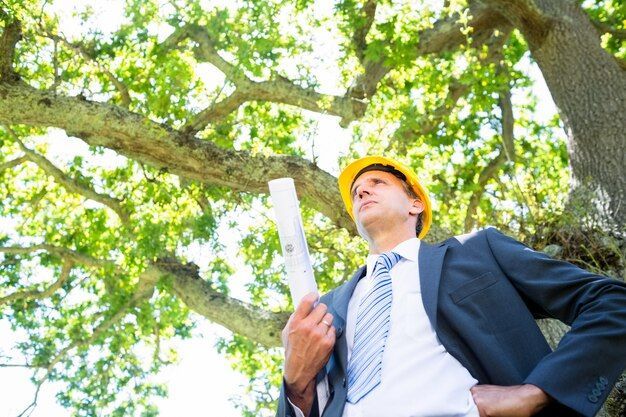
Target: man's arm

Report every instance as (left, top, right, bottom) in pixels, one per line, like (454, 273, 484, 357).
(471, 384, 550, 417)
(484, 227, 626, 417)
(277, 292, 336, 417)
(285, 379, 317, 417)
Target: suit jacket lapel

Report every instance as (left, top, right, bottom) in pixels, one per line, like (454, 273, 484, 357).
(418, 241, 448, 332)
(330, 265, 365, 374)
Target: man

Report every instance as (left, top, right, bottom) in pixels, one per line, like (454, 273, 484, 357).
(276, 155, 626, 417)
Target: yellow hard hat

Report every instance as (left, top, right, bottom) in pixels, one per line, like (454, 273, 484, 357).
(338, 155, 432, 239)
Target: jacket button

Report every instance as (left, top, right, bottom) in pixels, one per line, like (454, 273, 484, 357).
(599, 376, 608, 385)
(342, 378, 346, 387)
(588, 394, 598, 403)
(592, 388, 601, 397)
(336, 327, 343, 337)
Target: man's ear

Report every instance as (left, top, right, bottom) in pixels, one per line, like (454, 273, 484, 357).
(409, 199, 424, 215)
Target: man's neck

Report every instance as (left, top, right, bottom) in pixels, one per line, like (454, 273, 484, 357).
(367, 230, 416, 254)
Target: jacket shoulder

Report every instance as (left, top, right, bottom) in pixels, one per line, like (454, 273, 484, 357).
(440, 227, 498, 246)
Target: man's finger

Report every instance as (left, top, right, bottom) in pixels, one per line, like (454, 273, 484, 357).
(306, 302, 328, 324)
(325, 325, 336, 341)
(317, 312, 334, 333)
(293, 292, 319, 319)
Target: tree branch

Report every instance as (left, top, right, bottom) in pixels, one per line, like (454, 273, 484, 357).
(42, 30, 131, 108)
(16, 377, 44, 417)
(591, 19, 626, 40)
(160, 25, 243, 82)
(0, 10, 21, 82)
(464, 151, 507, 231)
(163, 24, 366, 132)
(242, 75, 367, 129)
(0, 81, 357, 233)
(387, 81, 470, 153)
(179, 178, 214, 217)
(388, 29, 511, 152)
(0, 362, 35, 368)
(0, 243, 290, 347)
(346, 60, 388, 100)
(346, 3, 509, 100)
(352, 0, 378, 64)
(0, 154, 27, 171)
(499, 88, 515, 162)
(479, 0, 553, 46)
(16, 296, 139, 417)
(0, 259, 73, 307)
(0, 244, 119, 271)
(464, 87, 515, 231)
(416, 3, 507, 55)
(184, 89, 247, 133)
(155, 257, 289, 348)
(19, 264, 159, 417)
(4, 126, 130, 223)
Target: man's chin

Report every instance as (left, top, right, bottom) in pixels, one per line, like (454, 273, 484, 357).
(356, 210, 374, 225)
(356, 212, 384, 233)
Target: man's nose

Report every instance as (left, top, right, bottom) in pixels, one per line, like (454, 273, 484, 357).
(357, 187, 370, 199)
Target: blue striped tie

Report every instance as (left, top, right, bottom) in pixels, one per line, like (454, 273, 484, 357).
(347, 251, 402, 404)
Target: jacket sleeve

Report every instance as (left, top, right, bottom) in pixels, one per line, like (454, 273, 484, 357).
(485, 227, 626, 416)
(276, 378, 319, 417)
(276, 379, 296, 417)
(276, 291, 334, 417)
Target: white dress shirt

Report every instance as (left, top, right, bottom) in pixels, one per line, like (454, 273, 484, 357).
(290, 238, 479, 417)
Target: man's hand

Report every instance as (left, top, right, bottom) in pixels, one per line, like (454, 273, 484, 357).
(471, 384, 550, 417)
(282, 292, 336, 416)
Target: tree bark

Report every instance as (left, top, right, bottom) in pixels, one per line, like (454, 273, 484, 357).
(0, 81, 357, 234)
(496, 0, 626, 229)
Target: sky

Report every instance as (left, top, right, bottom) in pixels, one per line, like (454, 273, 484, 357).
(0, 0, 559, 416)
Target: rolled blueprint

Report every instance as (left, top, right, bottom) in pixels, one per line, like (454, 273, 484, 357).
(268, 178, 318, 306)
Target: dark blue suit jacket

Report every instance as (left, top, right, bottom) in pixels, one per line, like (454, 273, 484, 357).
(277, 228, 626, 417)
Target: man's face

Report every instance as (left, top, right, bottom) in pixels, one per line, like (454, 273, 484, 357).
(350, 170, 423, 235)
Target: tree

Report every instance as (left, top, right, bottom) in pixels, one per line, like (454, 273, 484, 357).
(0, 0, 624, 415)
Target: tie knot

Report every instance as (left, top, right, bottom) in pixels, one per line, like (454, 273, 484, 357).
(375, 251, 402, 271)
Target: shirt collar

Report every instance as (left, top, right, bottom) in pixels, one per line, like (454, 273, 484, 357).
(366, 237, 421, 276)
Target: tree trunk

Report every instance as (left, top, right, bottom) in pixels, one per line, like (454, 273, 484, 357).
(520, 0, 626, 230)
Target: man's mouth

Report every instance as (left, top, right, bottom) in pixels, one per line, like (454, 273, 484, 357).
(360, 201, 376, 211)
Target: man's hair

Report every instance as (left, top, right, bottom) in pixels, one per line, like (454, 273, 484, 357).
(353, 164, 424, 237)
